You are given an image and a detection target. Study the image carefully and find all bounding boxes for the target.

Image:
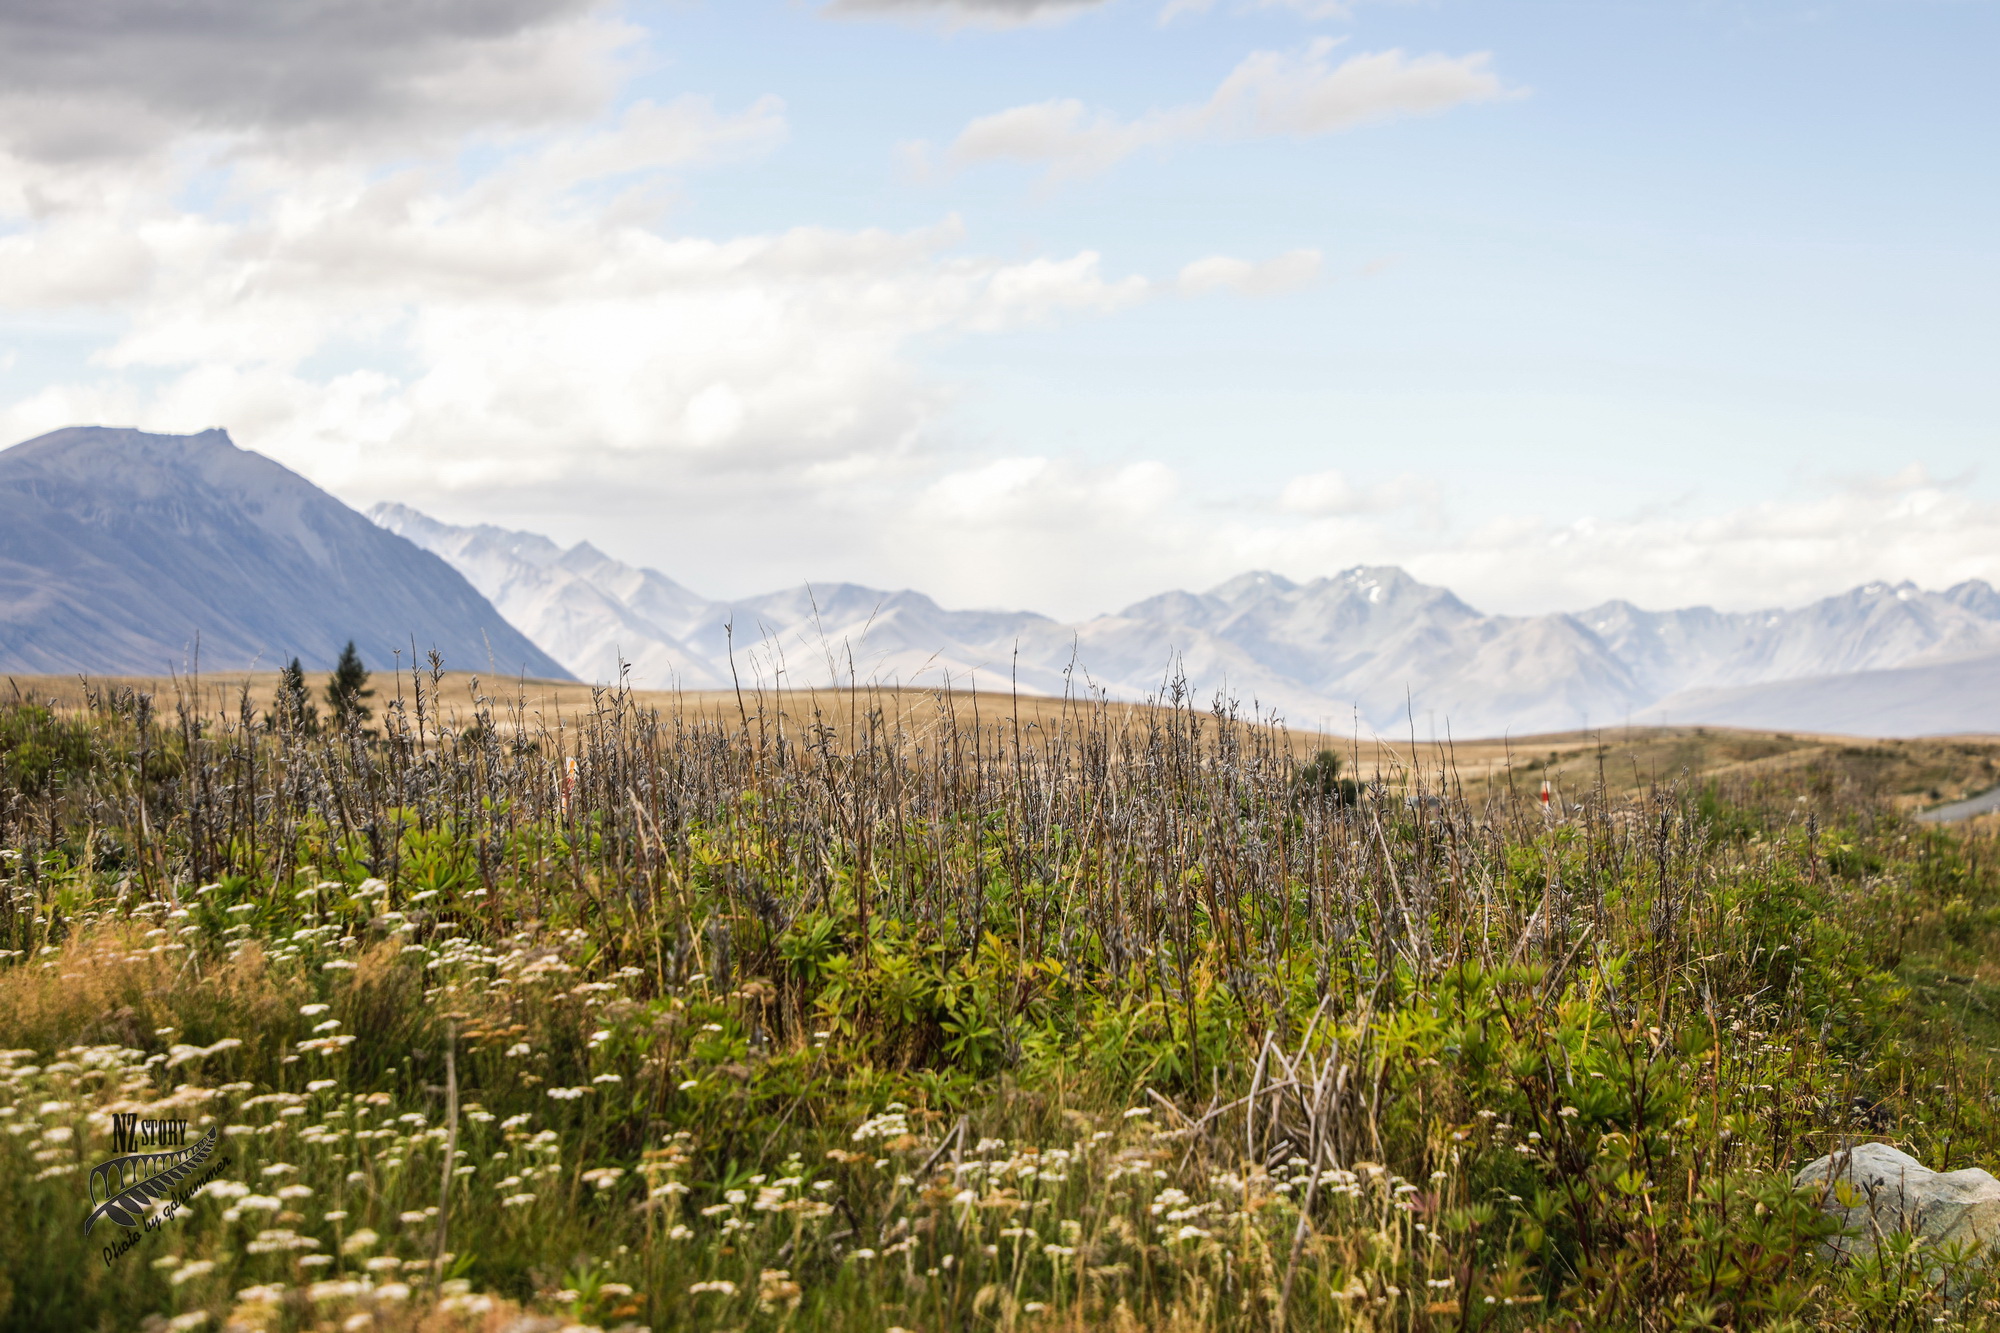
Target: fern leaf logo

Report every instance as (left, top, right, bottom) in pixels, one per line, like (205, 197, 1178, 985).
(81, 1126, 220, 1235)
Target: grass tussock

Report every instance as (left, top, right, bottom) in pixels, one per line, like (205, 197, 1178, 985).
(3, 667, 2000, 1332)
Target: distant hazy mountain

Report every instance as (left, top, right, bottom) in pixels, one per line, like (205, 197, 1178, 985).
(370, 503, 1064, 696)
(1632, 653, 2000, 736)
(374, 506, 2000, 738)
(1580, 581, 2000, 697)
(0, 427, 569, 679)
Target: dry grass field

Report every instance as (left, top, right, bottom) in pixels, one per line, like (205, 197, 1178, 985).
(12, 670, 1998, 816)
(9, 663, 2000, 1329)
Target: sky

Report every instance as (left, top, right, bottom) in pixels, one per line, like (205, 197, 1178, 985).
(0, 0, 1994, 621)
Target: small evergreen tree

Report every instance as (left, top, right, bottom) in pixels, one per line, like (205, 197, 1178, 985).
(325, 641, 374, 729)
(275, 657, 318, 734)
(1296, 748, 1361, 807)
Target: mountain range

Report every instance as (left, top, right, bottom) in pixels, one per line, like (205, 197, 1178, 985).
(0, 427, 568, 679)
(3, 424, 1992, 737)
(371, 503, 2000, 738)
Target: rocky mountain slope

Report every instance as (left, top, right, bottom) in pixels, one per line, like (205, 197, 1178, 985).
(374, 505, 2000, 737)
(0, 428, 569, 679)
(371, 503, 1067, 696)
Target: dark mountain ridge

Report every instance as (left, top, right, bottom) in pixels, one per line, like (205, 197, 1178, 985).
(0, 426, 569, 679)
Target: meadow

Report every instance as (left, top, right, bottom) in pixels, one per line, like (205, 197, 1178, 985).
(5, 665, 2000, 1332)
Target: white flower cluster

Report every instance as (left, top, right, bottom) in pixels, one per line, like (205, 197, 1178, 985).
(851, 1104, 913, 1142)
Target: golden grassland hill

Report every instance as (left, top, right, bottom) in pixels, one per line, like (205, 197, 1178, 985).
(10, 671, 2000, 818)
(1438, 726, 2000, 816)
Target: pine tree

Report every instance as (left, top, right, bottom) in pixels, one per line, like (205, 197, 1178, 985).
(1296, 748, 1361, 807)
(276, 657, 318, 734)
(325, 641, 374, 728)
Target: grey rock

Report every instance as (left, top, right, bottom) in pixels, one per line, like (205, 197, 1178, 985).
(1794, 1142, 2000, 1258)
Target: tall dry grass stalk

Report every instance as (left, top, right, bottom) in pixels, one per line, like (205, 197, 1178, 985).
(1, 664, 1998, 1331)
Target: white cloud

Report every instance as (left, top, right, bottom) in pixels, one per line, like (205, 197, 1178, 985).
(1276, 468, 1438, 516)
(1277, 470, 1365, 515)
(15, 121, 1974, 627)
(926, 456, 1180, 524)
(1178, 248, 1321, 296)
(0, 217, 159, 306)
(814, 461, 2000, 624)
(949, 100, 1143, 176)
(967, 252, 1152, 328)
(0, 215, 1158, 491)
(825, 0, 1110, 23)
(1217, 41, 1512, 136)
(683, 383, 749, 448)
(479, 96, 790, 202)
(1220, 465, 2000, 620)
(7, 152, 1992, 630)
(1161, 0, 1400, 23)
(0, 93, 1334, 531)
(0, 81, 1304, 562)
(1406, 469, 2000, 615)
(949, 39, 1512, 178)
(9, 0, 1962, 630)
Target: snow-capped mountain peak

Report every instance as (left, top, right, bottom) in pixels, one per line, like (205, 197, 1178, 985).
(370, 504, 2000, 737)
